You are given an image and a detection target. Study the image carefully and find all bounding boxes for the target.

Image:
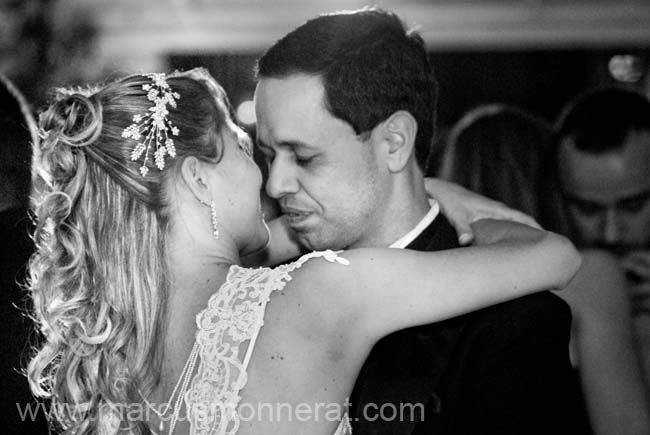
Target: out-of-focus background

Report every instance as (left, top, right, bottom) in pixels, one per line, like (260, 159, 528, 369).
(2, 0, 649, 133)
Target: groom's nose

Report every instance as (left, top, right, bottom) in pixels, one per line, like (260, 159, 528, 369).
(266, 158, 300, 199)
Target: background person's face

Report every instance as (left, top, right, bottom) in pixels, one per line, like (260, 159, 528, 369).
(254, 74, 385, 251)
(558, 131, 650, 254)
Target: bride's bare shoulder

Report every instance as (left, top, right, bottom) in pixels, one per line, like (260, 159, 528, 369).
(266, 251, 358, 330)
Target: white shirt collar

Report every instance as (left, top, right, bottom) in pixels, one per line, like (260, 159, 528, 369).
(389, 199, 440, 249)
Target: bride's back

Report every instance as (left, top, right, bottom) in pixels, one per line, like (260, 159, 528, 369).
(157, 253, 359, 435)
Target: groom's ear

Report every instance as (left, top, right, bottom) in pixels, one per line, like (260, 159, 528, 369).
(377, 111, 418, 173)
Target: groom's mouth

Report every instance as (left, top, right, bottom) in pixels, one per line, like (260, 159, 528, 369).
(282, 207, 313, 227)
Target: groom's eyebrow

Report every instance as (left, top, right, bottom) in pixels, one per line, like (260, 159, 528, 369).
(279, 140, 315, 151)
(257, 138, 314, 152)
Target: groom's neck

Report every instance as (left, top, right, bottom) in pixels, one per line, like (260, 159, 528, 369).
(352, 174, 431, 249)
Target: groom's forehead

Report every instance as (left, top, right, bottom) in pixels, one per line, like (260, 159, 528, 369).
(255, 75, 328, 118)
(259, 117, 350, 155)
(255, 116, 358, 155)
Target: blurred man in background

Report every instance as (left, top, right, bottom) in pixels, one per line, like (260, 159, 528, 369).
(554, 88, 650, 311)
(551, 87, 650, 388)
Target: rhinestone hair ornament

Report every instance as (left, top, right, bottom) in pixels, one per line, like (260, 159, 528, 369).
(121, 73, 180, 176)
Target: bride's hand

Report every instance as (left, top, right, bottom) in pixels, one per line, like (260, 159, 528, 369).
(424, 178, 541, 245)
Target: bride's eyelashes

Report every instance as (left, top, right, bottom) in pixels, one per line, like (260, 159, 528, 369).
(235, 134, 254, 158)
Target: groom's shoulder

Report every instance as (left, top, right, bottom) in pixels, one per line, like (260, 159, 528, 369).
(397, 292, 571, 378)
(465, 291, 571, 341)
(439, 291, 574, 393)
(411, 213, 571, 339)
(410, 290, 570, 344)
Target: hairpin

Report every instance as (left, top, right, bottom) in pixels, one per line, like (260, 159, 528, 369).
(121, 73, 180, 176)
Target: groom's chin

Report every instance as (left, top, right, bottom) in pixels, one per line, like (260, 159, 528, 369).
(296, 231, 320, 252)
(295, 229, 329, 252)
(296, 230, 349, 253)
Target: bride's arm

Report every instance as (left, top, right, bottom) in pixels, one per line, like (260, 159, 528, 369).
(244, 178, 541, 267)
(297, 220, 580, 342)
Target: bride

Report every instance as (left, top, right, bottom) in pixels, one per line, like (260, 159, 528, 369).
(27, 68, 580, 435)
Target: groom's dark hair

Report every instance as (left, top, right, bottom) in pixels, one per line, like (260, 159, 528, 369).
(256, 7, 438, 170)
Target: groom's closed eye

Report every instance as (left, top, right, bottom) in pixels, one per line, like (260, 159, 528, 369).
(256, 139, 318, 168)
(294, 152, 316, 167)
(295, 155, 313, 165)
(282, 142, 318, 168)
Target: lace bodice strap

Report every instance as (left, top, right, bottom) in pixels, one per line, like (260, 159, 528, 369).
(275, 249, 350, 278)
(178, 250, 349, 435)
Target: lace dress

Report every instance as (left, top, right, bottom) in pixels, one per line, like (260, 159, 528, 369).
(167, 250, 352, 435)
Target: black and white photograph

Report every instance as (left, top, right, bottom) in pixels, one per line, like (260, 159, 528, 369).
(1, 1, 649, 434)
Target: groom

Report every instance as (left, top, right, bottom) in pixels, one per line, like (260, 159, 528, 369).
(254, 8, 585, 434)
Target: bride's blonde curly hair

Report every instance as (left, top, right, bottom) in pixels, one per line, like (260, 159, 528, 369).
(28, 69, 229, 434)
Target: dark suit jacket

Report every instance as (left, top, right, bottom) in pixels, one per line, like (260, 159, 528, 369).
(349, 214, 588, 434)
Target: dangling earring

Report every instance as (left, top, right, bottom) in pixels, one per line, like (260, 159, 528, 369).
(209, 201, 219, 239)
